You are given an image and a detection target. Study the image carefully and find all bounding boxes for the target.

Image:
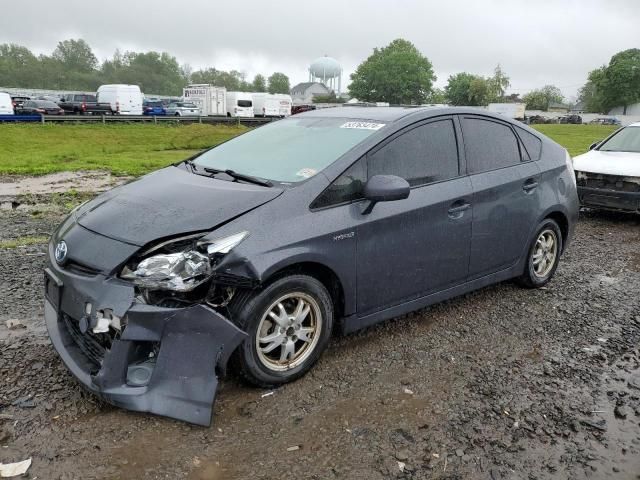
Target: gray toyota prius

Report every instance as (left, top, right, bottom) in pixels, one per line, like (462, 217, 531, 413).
(45, 107, 579, 425)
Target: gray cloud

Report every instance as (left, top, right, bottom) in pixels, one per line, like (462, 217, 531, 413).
(1, 0, 638, 98)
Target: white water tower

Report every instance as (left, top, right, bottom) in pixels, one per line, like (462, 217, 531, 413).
(309, 55, 343, 95)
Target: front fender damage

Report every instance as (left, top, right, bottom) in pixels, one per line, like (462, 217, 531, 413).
(45, 267, 248, 426)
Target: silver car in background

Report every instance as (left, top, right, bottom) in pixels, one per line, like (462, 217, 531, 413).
(165, 101, 201, 116)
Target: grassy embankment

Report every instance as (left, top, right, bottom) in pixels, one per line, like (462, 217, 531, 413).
(0, 123, 618, 177)
(0, 123, 246, 176)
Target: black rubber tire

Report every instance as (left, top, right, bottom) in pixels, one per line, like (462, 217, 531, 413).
(229, 274, 333, 388)
(516, 218, 563, 289)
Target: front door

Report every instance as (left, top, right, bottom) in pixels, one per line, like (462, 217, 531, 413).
(355, 117, 473, 315)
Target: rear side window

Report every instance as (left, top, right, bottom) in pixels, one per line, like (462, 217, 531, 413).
(238, 100, 252, 107)
(515, 126, 542, 160)
(311, 158, 366, 209)
(368, 119, 459, 187)
(462, 118, 521, 173)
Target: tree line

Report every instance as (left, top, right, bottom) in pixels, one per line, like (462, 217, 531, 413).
(347, 40, 640, 113)
(0, 39, 291, 95)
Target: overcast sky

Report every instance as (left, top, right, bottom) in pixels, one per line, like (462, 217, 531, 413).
(1, 0, 638, 99)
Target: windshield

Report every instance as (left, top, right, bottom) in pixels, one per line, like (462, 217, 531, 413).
(599, 126, 640, 153)
(193, 117, 383, 182)
(35, 101, 58, 108)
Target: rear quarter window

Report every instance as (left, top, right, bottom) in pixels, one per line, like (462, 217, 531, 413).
(515, 126, 542, 161)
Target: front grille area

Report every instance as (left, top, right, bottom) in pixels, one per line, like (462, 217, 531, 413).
(577, 172, 640, 192)
(61, 313, 112, 369)
(63, 260, 100, 276)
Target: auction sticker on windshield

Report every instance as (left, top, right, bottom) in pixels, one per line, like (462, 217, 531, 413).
(340, 122, 385, 130)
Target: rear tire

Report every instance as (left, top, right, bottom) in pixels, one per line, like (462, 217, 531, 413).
(516, 219, 563, 288)
(229, 275, 333, 388)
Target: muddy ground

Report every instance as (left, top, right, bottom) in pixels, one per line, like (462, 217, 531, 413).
(1, 193, 639, 480)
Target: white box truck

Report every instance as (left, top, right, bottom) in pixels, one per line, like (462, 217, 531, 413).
(252, 93, 280, 117)
(487, 103, 526, 120)
(226, 91, 254, 118)
(96, 84, 143, 115)
(274, 94, 292, 117)
(0, 92, 14, 115)
(183, 84, 226, 116)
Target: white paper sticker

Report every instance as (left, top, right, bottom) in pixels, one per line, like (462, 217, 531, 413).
(296, 168, 318, 178)
(340, 121, 385, 130)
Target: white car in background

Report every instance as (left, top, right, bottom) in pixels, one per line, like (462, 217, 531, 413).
(573, 122, 640, 213)
(165, 101, 201, 116)
(0, 92, 15, 115)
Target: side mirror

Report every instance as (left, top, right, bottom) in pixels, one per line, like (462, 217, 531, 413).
(362, 175, 410, 214)
(589, 142, 599, 150)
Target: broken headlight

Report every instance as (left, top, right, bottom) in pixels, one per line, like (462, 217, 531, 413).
(121, 231, 249, 292)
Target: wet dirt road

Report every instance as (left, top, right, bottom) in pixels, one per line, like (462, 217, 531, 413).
(1, 203, 639, 480)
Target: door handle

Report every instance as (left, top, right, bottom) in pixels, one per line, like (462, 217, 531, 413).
(523, 179, 539, 192)
(448, 201, 471, 218)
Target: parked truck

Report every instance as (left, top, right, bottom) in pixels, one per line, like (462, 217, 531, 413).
(183, 84, 226, 116)
(58, 93, 113, 115)
(252, 93, 280, 117)
(226, 91, 254, 118)
(275, 93, 292, 117)
(487, 103, 526, 120)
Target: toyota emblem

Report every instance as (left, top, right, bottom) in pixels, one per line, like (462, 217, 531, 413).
(54, 240, 68, 264)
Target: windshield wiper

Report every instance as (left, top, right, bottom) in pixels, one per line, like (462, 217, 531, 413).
(203, 167, 272, 187)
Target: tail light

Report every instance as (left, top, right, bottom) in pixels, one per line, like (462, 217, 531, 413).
(81, 103, 86, 111)
(35, 108, 46, 113)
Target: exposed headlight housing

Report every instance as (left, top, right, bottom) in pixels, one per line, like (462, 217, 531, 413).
(565, 150, 577, 188)
(121, 231, 249, 292)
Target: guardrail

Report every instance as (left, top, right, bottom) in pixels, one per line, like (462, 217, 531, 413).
(0, 114, 276, 126)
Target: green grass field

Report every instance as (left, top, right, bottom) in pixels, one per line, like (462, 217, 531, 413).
(0, 123, 246, 176)
(0, 122, 617, 177)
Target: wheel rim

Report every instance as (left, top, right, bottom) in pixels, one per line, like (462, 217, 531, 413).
(532, 229, 558, 278)
(255, 292, 322, 372)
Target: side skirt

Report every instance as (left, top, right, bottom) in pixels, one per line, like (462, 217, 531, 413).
(341, 263, 522, 335)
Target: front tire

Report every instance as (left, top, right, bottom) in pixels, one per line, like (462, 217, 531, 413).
(230, 275, 333, 387)
(516, 219, 563, 288)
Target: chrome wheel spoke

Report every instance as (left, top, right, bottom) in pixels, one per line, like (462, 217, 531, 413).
(260, 339, 282, 354)
(259, 330, 283, 345)
(280, 339, 296, 362)
(297, 327, 314, 343)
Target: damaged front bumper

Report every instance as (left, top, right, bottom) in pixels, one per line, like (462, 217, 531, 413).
(44, 260, 247, 426)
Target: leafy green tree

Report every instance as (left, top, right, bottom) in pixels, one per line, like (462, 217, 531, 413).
(267, 72, 290, 94)
(487, 64, 510, 102)
(348, 39, 435, 104)
(445, 73, 489, 106)
(425, 88, 447, 104)
(522, 85, 564, 111)
(252, 74, 267, 92)
(602, 49, 640, 113)
(312, 91, 345, 103)
(0, 44, 40, 87)
(52, 39, 98, 73)
(577, 67, 607, 113)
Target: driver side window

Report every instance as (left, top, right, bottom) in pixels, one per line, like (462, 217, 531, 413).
(310, 158, 367, 209)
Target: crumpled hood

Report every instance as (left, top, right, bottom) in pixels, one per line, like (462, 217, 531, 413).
(573, 150, 640, 177)
(76, 167, 282, 246)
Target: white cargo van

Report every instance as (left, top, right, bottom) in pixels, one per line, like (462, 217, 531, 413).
(226, 92, 254, 118)
(0, 92, 14, 115)
(274, 94, 292, 117)
(251, 93, 280, 117)
(96, 85, 143, 115)
(183, 84, 226, 116)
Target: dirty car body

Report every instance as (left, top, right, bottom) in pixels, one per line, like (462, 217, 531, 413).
(45, 107, 579, 425)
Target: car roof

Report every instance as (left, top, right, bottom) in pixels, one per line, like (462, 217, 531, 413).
(296, 106, 519, 124)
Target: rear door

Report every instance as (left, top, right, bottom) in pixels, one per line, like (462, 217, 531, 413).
(355, 117, 473, 314)
(460, 115, 541, 279)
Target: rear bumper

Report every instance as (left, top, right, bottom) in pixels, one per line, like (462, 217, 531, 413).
(44, 264, 247, 426)
(578, 186, 640, 213)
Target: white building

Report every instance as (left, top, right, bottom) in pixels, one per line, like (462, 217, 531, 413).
(290, 82, 331, 105)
